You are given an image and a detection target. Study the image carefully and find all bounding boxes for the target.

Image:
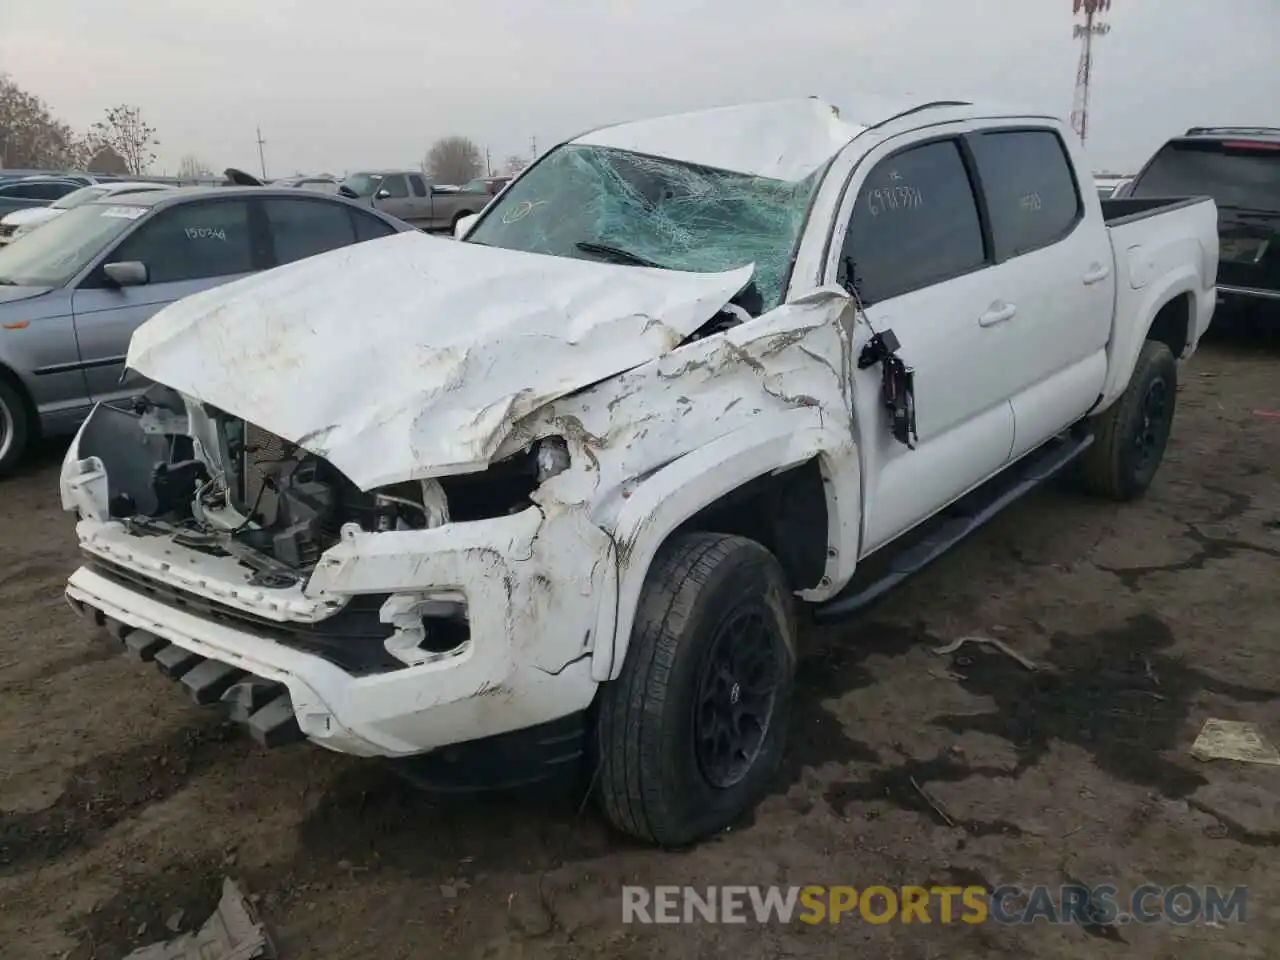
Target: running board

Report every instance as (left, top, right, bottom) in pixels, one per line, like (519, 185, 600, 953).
(813, 431, 1093, 624)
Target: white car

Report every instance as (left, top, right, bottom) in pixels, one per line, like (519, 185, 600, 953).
(0, 181, 169, 244)
(60, 97, 1219, 846)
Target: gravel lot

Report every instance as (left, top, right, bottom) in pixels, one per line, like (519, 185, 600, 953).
(2, 331, 1278, 960)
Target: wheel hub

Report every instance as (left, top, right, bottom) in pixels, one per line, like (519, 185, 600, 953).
(0, 398, 12, 465)
(694, 607, 780, 790)
(1134, 376, 1170, 469)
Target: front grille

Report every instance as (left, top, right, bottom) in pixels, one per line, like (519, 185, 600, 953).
(84, 554, 407, 675)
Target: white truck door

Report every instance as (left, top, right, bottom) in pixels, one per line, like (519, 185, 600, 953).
(965, 126, 1115, 458)
(832, 135, 1018, 555)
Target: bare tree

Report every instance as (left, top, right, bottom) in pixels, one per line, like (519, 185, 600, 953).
(423, 136, 483, 185)
(90, 104, 160, 176)
(0, 73, 84, 169)
(177, 154, 215, 179)
(503, 153, 529, 176)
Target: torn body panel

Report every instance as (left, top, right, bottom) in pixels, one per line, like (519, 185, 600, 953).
(505, 287, 862, 680)
(60, 280, 856, 757)
(125, 231, 754, 489)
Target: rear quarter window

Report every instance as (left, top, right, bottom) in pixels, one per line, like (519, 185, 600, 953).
(969, 129, 1082, 259)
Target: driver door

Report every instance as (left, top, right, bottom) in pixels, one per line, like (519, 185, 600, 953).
(831, 134, 1018, 555)
(70, 197, 263, 405)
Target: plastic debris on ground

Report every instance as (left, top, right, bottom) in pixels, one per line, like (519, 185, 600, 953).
(122, 878, 276, 960)
(932, 634, 1039, 671)
(1190, 718, 1280, 766)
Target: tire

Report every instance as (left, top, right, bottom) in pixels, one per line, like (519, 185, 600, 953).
(594, 532, 797, 846)
(1078, 340, 1177, 501)
(0, 375, 31, 477)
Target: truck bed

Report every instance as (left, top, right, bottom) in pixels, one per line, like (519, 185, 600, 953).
(1092, 192, 1219, 411)
(1101, 195, 1212, 227)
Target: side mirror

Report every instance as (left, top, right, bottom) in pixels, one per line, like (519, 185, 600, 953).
(454, 214, 479, 240)
(375, 188, 392, 200)
(103, 261, 149, 287)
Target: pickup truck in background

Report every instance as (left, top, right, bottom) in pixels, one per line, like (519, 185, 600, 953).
(1124, 126, 1278, 315)
(60, 97, 1217, 847)
(337, 170, 491, 231)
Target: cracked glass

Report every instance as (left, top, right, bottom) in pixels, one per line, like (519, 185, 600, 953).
(466, 144, 822, 311)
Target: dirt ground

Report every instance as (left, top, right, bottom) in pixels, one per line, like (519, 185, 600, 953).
(2, 329, 1279, 960)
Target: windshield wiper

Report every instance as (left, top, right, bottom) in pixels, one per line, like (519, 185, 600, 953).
(575, 241, 665, 269)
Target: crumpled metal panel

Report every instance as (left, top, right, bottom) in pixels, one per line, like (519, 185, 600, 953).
(122, 878, 275, 960)
(126, 232, 753, 490)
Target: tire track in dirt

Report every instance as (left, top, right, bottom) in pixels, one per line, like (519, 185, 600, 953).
(0, 720, 240, 873)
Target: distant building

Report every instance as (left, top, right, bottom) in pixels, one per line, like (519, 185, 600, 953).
(87, 146, 129, 175)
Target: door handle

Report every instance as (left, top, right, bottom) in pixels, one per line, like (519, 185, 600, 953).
(978, 302, 1017, 327)
(1083, 263, 1112, 285)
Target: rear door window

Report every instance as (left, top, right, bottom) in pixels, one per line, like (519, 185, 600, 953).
(409, 174, 428, 197)
(840, 139, 988, 305)
(264, 198, 358, 265)
(112, 199, 254, 283)
(969, 129, 1082, 259)
(1130, 139, 1280, 212)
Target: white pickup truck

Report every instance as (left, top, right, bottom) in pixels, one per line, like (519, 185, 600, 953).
(60, 97, 1218, 847)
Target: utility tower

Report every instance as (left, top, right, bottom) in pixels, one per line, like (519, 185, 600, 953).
(256, 126, 268, 180)
(1070, 0, 1112, 146)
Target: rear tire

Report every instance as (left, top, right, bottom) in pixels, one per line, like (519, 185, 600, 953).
(1078, 340, 1177, 501)
(594, 532, 796, 847)
(0, 375, 31, 477)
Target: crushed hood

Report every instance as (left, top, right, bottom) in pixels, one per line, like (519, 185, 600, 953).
(127, 231, 753, 489)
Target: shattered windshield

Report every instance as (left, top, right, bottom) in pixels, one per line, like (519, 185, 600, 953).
(466, 145, 821, 311)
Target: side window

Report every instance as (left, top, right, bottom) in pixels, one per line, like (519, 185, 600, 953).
(112, 200, 254, 283)
(409, 174, 428, 197)
(351, 211, 397, 242)
(264, 198, 357, 265)
(381, 174, 410, 199)
(969, 130, 1081, 259)
(841, 139, 987, 305)
(17, 182, 72, 200)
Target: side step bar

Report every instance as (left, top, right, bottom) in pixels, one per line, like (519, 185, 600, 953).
(814, 430, 1093, 624)
(70, 601, 305, 748)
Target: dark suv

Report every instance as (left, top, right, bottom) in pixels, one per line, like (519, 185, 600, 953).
(1124, 127, 1279, 314)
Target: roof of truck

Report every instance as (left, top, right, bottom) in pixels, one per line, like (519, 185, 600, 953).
(571, 95, 1051, 181)
(1181, 126, 1280, 143)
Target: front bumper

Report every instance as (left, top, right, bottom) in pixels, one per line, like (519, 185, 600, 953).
(65, 504, 613, 758)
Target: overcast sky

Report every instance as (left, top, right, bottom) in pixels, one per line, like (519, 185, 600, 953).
(1, 0, 1276, 177)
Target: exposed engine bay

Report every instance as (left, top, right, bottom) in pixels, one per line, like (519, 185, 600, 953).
(74, 384, 561, 584)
